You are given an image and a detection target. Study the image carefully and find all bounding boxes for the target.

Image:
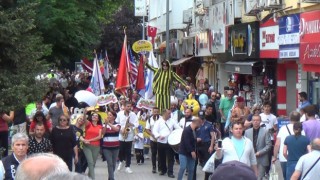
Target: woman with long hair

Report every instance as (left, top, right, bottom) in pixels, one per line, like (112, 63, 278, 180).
(283, 122, 311, 180)
(50, 114, 78, 171)
(83, 112, 102, 179)
(29, 111, 52, 136)
(101, 111, 120, 180)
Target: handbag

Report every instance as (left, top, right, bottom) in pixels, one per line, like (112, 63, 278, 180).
(269, 164, 278, 180)
(202, 152, 216, 173)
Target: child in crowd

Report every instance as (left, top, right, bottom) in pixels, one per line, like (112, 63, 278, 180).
(134, 125, 144, 165)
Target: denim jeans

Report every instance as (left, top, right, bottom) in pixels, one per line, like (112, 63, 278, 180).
(75, 150, 88, 173)
(280, 161, 287, 180)
(103, 148, 119, 180)
(286, 161, 297, 180)
(178, 154, 195, 180)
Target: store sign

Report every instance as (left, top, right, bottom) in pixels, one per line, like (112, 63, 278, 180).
(300, 10, 320, 65)
(278, 14, 300, 58)
(195, 31, 212, 57)
(228, 21, 260, 60)
(259, 19, 279, 58)
(209, 26, 226, 54)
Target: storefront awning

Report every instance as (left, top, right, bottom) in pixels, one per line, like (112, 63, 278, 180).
(303, 64, 320, 73)
(224, 61, 259, 74)
(171, 56, 193, 66)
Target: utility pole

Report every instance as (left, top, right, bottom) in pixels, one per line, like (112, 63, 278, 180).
(142, 16, 145, 40)
(165, 0, 169, 61)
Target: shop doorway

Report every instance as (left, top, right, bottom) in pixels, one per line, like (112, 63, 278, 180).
(286, 69, 297, 114)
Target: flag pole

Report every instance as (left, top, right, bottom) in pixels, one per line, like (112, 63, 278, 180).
(94, 49, 102, 95)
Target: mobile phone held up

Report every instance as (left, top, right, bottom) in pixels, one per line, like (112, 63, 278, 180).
(218, 139, 222, 148)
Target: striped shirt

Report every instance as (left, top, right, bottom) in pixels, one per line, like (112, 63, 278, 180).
(102, 122, 120, 149)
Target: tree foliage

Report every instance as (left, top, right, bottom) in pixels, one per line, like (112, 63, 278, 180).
(99, 1, 143, 66)
(0, 2, 51, 112)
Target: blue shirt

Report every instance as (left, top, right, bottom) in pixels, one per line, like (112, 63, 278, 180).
(284, 135, 310, 162)
(299, 101, 311, 110)
(196, 121, 213, 143)
(231, 136, 245, 159)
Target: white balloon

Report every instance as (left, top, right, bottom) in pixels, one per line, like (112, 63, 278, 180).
(75, 90, 98, 107)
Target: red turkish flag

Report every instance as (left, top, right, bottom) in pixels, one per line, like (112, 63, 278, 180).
(147, 26, 157, 44)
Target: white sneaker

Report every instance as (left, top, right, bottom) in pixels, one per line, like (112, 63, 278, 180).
(117, 162, 123, 171)
(125, 167, 133, 173)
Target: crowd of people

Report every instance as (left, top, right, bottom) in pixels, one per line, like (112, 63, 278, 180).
(0, 68, 320, 180)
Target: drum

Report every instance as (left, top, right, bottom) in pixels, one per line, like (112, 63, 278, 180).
(168, 129, 183, 153)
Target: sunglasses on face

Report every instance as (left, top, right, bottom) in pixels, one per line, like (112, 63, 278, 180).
(59, 118, 68, 122)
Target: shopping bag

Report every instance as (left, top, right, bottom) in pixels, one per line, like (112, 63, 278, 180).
(202, 152, 216, 173)
(269, 164, 279, 180)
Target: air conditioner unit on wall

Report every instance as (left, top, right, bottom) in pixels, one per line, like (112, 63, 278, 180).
(266, 0, 282, 9)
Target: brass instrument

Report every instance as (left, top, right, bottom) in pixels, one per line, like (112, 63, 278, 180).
(122, 116, 131, 140)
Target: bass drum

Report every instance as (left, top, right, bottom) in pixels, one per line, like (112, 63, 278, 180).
(168, 129, 183, 153)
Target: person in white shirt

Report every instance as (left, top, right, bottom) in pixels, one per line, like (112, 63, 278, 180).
(291, 138, 320, 180)
(272, 111, 303, 180)
(153, 109, 181, 178)
(115, 101, 138, 174)
(145, 107, 160, 173)
(179, 108, 195, 129)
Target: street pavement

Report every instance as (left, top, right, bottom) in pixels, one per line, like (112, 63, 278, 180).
(93, 155, 284, 180)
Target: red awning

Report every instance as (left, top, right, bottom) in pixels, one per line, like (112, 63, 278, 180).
(303, 64, 320, 73)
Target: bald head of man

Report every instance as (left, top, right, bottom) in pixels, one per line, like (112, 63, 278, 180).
(15, 153, 69, 180)
(311, 138, 320, 151)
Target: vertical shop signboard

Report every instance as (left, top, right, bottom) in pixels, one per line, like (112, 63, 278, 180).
(300, 10, 320, 66)
(278, 14, 300, 59)
(209, 1, 226, 54)
(259, 19, 279, 58)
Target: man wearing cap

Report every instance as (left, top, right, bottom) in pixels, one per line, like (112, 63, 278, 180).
(210, 161, 257, 180)
(177, 118, 201, 180)
(196, 111, 216, 180)
(231, 96, 250, 124)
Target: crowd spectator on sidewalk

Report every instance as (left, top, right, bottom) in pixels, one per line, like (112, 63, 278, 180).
(298, 92, 311, 111)
(245, 115, 272, 180)
(0, 111, 14, 157)
(283, 122, 310, 180)
(29, 111, 52, 136)
(244, 105, 262, 129)
(102, 111, 120, 180)
(302, 105, 320, 141)
(83, 112, 102, 179)
(30, 101, 49, 118)
(28, 123, 52, 155)
(51, 115, 78, 171)
(219, 89, 235, 138)
(272, 111, 302, 179)
(215, 122, 258, 177)
(48, 96, 65, 128)
(231, 96, 250, 124)
(0, 133, 28, 180)
(291, 138, 320, 180)
(72, 115, 87, 174)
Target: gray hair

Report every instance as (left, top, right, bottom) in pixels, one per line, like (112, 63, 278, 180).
(11, 133, 29, 147)
(41, 172, 91, 180)
(15, 153, 69, 180)
(311, 138, 320, 151)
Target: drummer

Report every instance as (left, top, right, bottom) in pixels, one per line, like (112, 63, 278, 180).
(195, 110, 217, 180)
(153, 109, 181, 178)
(177, 117, 201, 180)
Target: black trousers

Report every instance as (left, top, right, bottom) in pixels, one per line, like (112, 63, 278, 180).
(135, 149, 144, 163)
(150, 140, 160, 169)
(0, 131, 8, 157)
(197, 142, 211, 167)
(157, 142, 174, 175)
(119, 141, 132, 167)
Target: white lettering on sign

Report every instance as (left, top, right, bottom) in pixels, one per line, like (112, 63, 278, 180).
(300, 19, 320, 36)
(279, 49, 299, 58)
(303, 44, 320, 61)
(278, 33, 300, 45)
(235, 66, 240, 72)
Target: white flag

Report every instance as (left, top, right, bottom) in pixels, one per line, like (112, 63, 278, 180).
(89, 57, 105, 96)
(144, 51, 158, 99)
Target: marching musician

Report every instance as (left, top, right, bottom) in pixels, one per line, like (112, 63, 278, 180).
(115, 101, 138, 174)
(153, 109, 181, 178)
(179, 108, 195, 129)
(145, 107, 161, 174)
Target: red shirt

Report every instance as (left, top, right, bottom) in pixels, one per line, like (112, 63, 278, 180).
(0, 116, 8, 132)
(85, 122, 102, 146)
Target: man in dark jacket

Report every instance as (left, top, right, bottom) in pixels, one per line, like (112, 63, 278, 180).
(177, 117, 201, 180)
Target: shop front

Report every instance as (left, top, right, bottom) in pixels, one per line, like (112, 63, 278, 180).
(277, 13, 303, 115)
(300, 10, 320, 107)
(220, 21, 267, 108)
